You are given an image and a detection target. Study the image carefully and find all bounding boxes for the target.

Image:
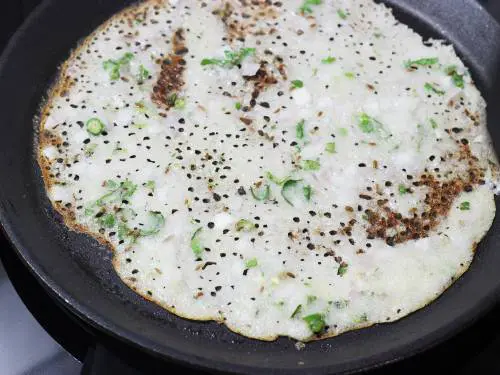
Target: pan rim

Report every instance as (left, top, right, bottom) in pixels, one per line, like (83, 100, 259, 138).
(0, 0, 500, 373)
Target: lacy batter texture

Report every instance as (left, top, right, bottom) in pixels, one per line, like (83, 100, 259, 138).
(38, 0, 499, 341)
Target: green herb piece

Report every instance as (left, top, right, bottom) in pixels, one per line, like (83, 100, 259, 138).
(235, 219, 255, 232)
(245, 258, 258, 268)
(303, 313, 326, 334)
(84, 143, 98, 157)
(344, 72, 355, 79)
(339, 127, 348, 136)
(250, 184, 271, 201)
(299, 0, 322, 14)
(321, 56, 336, 64)
(167, 93, 186, 109)
(303, 185, 312, 201)
(333, 300, 349, 309)
(337, 263, 348, 276)
(281, 179, 303, 206)
(404, 57, 439, 69)
(460, 201, 470, 211)
(291, 80, 304, 89)
(325, 142, 336, 154)
(430, 119, 438, 129)
(140, 211, 165, 236)
(191, 228, 203, 258)
(303, 160, 320, 171)
(86, 118, 105, 136)
(398, 184, 408, 195)
(296, 119, 305, 139)
(103, 52, 134, 80)
(235, 102, 242, 110)
(307, 295, 317, 304)
(358, 113, 390, 138)
(117, 222, 135, 243)
(291, 304, 303, 318)
(337, 9, 348, 19)
(358, 113, 375, 133)
(95, 179, 137, 207)
(445, 65, 465, 88)
(266, 172, 289, 186)
(424, 82, 445, 96)
(174, 97, 186, 109)
(354, 313, 368, 324)
(201, 48, 256, 67)
(137, 64, 150, 83)
(144, 180, 155, 192)
(98, 213, 116, 228)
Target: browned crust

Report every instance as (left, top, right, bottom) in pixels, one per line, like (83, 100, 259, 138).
(151, 28, 187, 110)
(365, 144, 487, 246)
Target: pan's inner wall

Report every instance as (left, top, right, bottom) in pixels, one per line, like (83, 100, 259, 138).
(0, 0, 499, 373)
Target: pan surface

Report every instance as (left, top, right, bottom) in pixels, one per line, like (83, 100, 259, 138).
(1, 0, 500, 373)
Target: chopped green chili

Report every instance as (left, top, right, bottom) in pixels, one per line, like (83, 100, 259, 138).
(86, 118, 105, 136)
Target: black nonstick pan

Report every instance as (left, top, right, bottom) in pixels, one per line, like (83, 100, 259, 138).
(1, 0, 500, 374)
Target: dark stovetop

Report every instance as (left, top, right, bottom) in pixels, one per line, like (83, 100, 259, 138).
(2, 1, 500, 374)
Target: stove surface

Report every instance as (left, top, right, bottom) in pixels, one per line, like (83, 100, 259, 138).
(2, 1, 500, 374)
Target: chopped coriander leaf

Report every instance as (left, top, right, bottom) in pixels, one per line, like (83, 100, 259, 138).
(445, 65, 465, 88)
(266, 172, 289, 186)
(235, 102, 242, 110)
(84, 143, 97, 157)
(137, 64, 149, 83)
(235, 219, 255, 232)
(299, 0, 322, 14)
(398, 184, 408, 195)
(245, 258, 258, 268)
(354, 313, 368, 324)
(358, 113, 390, 138)
(201, 48, 256, 67)
(291, 304, 303, 318)
(430, 119, 438, 129)
(118, 52, 134, 65)
(358, 113, 375, 133)
(303, 160, 321, 171)
(325, 142, 336, 154)
(303, 313, 326, 334)
(250, 184, 271, 201)
(460, 201, 470, 211)
(86, 118, 105, 136)
(333, 300, 349, 309)
(404, 57, 439, 69)
(303, 185, 312, 201)
(321, 56, 336, 64)
(140, 211, 165, 236)
(167, 93, 186, 109)
(291, 80, 304, 89)
(103, 52, 134, 80)
(191, 228, 203, 258)
(98, 213, 116, 228)
(296, 119, 305, 139)
(307, 295, 317, 304)
(144, 180, 155, 191)
(424, 82, 445, 96)
(337, 263, 348, 276)
(174, 97, 186, 109)
(337, 9, 348, 19)
(344, 72, 355, 79)
(281, 179, 303, 206)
